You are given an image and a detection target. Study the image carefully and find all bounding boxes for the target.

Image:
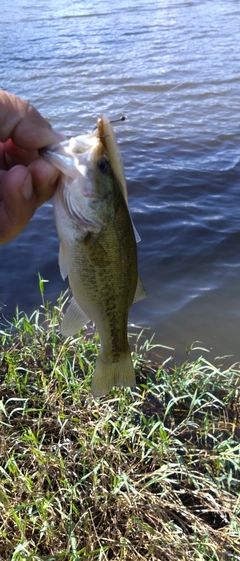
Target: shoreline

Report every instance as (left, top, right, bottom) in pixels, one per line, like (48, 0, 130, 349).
(0, 293, 239, 559)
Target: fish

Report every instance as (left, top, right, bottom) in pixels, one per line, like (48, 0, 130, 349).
(41, 115, 146, 397)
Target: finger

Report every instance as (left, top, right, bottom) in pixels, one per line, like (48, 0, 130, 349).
(0, 166, 37, 244)
(0, 138, 38, 170)
(0, 90, 63, 149)
(28, 157, 60, 206)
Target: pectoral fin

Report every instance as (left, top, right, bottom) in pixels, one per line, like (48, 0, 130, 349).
(61, 297, 90, 336)
(133, 276, 147, 303)
(59, 242, 68, 280)
(132, 220, 141, 243)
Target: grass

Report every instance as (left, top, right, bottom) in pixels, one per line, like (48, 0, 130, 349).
(0, 283, 239, 560)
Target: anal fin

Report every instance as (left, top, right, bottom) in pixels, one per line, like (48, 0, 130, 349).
(61, 297, 90, 336)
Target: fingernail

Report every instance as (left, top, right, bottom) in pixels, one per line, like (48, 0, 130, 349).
(51, 128, 66, 141)
(20, 173, 33, 200)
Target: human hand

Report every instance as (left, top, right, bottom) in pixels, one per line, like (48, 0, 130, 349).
(0, 90, 63, 244)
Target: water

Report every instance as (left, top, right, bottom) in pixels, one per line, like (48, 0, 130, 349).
(1, 0, 240, 364)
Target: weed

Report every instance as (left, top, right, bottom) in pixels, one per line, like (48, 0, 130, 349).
(0, 286, 239, 560)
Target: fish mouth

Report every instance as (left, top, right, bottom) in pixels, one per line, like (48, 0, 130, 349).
(40, 143, 80, 178)
(39, 142, 73, 159)
(39, 146, 49, 157)
(39, 134, 102, 179)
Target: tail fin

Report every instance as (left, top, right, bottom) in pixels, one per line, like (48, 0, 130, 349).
(91, 349, 136, 397)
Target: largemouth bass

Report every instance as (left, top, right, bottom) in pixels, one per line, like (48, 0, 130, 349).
(42, 115, 146, 397)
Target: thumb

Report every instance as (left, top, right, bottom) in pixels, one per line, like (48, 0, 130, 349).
(0, 165, 37, 244)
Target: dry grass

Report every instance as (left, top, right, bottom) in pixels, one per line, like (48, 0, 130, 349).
(0, 288, 239, 560)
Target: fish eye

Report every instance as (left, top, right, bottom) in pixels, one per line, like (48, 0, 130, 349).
(97, 158, 110, 174)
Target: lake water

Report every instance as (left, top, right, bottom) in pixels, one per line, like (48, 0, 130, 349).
(1, 0, 240, 364)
